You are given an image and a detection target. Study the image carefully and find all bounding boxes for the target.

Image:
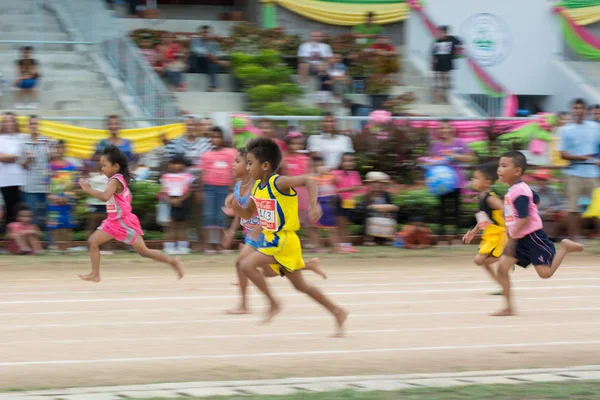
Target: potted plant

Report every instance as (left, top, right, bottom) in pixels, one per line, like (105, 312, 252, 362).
(365, 74, 395, 110)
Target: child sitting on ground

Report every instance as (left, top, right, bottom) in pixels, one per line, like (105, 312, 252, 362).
(363, 171, 399, 246)
(6, 204, 43, 255)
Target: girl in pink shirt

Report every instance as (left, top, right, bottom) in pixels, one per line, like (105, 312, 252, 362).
(199, 127, 237, 254)
(333, 153, 362, 253)
(78, 145, 184, 283)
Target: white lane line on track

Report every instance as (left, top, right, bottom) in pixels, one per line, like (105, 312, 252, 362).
(2, 320, 599, 346)
(2, 295, 600, 317)
(3, 339, 600, 367)
(0, 265, 596, 283)
(3, 284, 600, 305)
(4, 277, 600, 296)
(2, 306, 600, 330)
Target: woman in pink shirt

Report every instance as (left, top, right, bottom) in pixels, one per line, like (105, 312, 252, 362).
(199, 126, 237, 254)
(333, 152, 362, 253)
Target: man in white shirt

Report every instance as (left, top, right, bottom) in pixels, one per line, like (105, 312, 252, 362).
(297, 31, 333, 86)
(307, 113, 355, 169)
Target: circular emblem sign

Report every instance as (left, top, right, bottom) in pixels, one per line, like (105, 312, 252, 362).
(461, 13, 511, 67)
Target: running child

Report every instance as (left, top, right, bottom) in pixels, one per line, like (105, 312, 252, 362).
(223, 147, 327, 315)
(492, 151, 584, 316)
(462, 163, 507, 290)
(78, 145, 184, 282)
(227, 138, 348, 336)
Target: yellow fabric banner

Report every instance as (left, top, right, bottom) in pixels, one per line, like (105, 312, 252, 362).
(565, 5, 600, 25)
(267, 0, 409, 25)
(14, 117, 185, 159)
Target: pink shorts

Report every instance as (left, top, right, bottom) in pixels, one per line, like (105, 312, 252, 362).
(99, 214, 144, 244)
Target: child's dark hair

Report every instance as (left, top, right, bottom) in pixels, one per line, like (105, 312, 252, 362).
(102, 144, 132, 184)
(57, 139, 66, 146)
(501, 150, 527, 174)
(246, 138, 282, 171)
(17, 203, 31, 213)
(210, 126, 224, 137)
(475, 163, 498, 182)
(237, 146, 247, 158)
(169, 153, 190, 167)
(311, 155, 325, 164)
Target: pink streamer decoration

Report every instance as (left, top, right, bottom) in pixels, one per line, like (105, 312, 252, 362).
(555, 7, 600, 50)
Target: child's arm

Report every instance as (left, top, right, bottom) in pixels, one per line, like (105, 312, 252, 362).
(486, 195, 504, 210)
(227, 193, 257, 220)
(79, 178, 119, 203)
(275, 175, 321, 223)
(511, 195, 533, 238)
(222, 215, 240, 249)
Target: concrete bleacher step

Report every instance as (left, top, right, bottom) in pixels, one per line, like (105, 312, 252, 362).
(174, 91, 245, 114)
(183, 73, 235, 93)
(121, 19, 237, 37)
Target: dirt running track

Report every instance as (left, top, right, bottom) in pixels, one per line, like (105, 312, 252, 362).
(1, 248, 599, 391)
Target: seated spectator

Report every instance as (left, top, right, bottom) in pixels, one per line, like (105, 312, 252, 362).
(371, 34, 399, 75)
(164, 51, 188, 92)
(139, 34, 161, 73)
(297, 32, 333, 86)
(363, 172, 399, 246)
(6, 204, 43, 255)
(353, 12, 383, 47)
(531, 169, 567, 241)
(156, 32, 187, 91)
(190, 25, 224, 92)
(314, 63, 333, 110)
(327, 54, 351, 99)
(402, 218, 433, 249)
(14, 46, 40, 109)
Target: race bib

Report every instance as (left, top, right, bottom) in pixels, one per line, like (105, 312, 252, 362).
(253, 197, 279, 232)
(504, 204, 515, 226)
(106, 197, 117, 213)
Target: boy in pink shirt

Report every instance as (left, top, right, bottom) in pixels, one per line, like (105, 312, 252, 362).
(493, 151, 584, 317)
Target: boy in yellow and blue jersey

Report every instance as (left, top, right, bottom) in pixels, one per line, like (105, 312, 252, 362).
(463, 163, 507, 291)
(227, 138, 348, 336)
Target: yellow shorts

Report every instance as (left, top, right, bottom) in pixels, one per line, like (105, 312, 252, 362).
(479, 225, 508, 258)
(258, 231, 305, 276)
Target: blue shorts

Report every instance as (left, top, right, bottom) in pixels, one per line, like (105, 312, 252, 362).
(505, 230, 556, 268)
(317, 196, 336, 228)
(18, 78, 37, 89)
(244, 234, 264, 250)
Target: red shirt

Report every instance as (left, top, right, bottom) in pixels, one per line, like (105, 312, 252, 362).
(371, 43, 395, 52)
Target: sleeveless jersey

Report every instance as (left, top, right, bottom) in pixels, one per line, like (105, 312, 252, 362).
(479, 191, 505, 228)
(106, 174, 133, 221)
(252, 174, 300, 233)
(234, 180, 261, 231)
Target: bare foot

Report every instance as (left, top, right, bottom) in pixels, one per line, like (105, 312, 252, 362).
(490, 307, 515, 317)
(171, 256, 184, 280)
(561, 239, 584, 253)
(305, 258, 328, 280)
(225, 307, 250, 315)
(78, 273, 101, 283)
(333, 308, 349, 337)
(261, 302, 281, 325)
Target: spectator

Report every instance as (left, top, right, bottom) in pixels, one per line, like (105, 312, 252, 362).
(429, 119, 473, 235)
(363, 171, 399, 246)
(327, 54, 352, 99)
(371, 34, 400, 75)
(95, 115, 135, 162)
(314, 63, 333, 110)
(14, 46, 40, 109)
(591, 104, 600, 123)
(307, 113, 355, 169)
(190, 25, 224, 92)
(312, 155, 340, 251)
(162, 116, 213, 169)
(431, 25, 462, 104)
(257, 118, 287, 153)
(531, 169, 566, 241)
(551, 111, 571, 167)
(6, 204, 43, 255)
(139, 34, 161, 73)
(353, 12, 383, 47)
(297, 32, 333, 86)
(155, 32, 187, 91)
(199, 126, 236, 254)
(0, 112, 25, 232)
(334, 152, 362, 253)
(559, 98, 600, 240)
(21, 115, 50, 229)
(47, 140, 78, 252)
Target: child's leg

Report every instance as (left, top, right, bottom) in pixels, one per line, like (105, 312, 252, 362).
(336, 215, 348, 247)
(306, 225, 320, 250)
(227, 244, 255, 314)
(491, 254, 517, 316)
(79, 230, 114, 282)
(285, 269, 348, 337)
(533, 239, 584, 279)
(304, 257, 328, 280)
(14, 234, 31, 252)
(26, 233, 43, 254)
(131, 236, 184, 279)
(238, 251, 282, 323)
(474, 254, 501, 285)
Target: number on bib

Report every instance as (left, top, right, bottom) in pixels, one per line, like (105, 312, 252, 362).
(254, 197, 279, 231)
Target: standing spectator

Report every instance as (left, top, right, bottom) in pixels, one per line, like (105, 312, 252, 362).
(431, 26, 461, 104)
(257, 118, 287, 153)
(307, 113, 355, 169)
(162, 116, 213, 168)
(531, 169, 566, 241)
(297, 32, 333, 86)
(190, 25, 224, 92)
(334, 153, 363, 253)
(199, 126, 237, 254)
(14, 46, 40, 109)
(198, 117, 214, 137)
(6, 204, 43, 255)
(591, 104, 600, 123)
(95, 115, 135, 162)
(47, 140, 78, 252)
(314, 63, 333, 110)
(0, 112, 25, 232)
(559, 98, 600, 240)
(21, 115, 50, 230)
(429, 119, 473, 235)
(353, 12, 383, 47)
(371, 34, 400, 75)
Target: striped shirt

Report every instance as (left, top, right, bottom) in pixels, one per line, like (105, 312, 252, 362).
(21, 137, 51, 193)
(162, 136, 213, 166)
